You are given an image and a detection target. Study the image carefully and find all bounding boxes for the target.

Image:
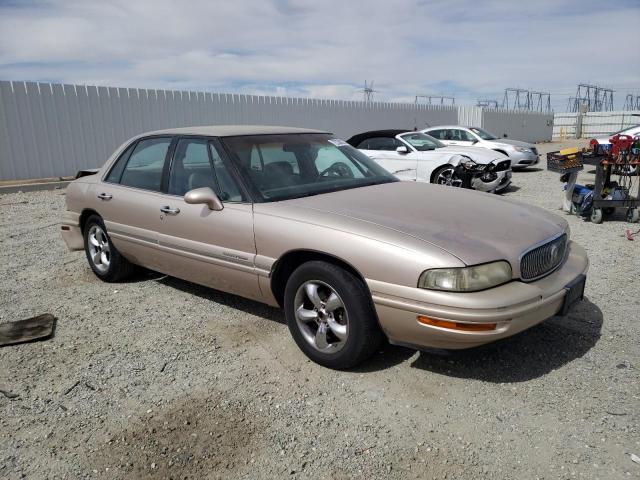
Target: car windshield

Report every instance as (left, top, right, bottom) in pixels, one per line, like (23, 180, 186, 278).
(469, 127, 497, 140)
(220, 134, 397, 202)
(398, 132, 444, 151)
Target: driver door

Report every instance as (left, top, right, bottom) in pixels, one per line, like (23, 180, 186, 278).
(359, 137, 417, 181)
(154, 137, 262, 301)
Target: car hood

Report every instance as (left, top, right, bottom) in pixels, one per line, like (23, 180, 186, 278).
(434, 145, 508, 163)
(280, 182, 566, 268)
(490, 138, 534, 148)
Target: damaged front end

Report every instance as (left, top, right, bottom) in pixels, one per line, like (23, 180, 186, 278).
(467, 159, 512, 193)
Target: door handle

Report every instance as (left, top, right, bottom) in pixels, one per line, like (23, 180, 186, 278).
(160, 206, 180, 215)
(97, 193, 112, 200)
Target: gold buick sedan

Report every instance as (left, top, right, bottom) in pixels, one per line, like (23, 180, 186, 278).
(61, 126, 589, 369)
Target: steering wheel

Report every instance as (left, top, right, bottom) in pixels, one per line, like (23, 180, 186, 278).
(318, 162, 354, 179)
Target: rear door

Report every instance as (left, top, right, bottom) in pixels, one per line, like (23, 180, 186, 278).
(154, 137, 262, 300)
(91, 136, 173, 270)
(356, 136, 417, 181)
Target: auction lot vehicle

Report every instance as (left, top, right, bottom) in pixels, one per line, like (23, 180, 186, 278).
(347, 130, 511, 193)
(423, 125, 540, 168)
(61, 126, 589, 369)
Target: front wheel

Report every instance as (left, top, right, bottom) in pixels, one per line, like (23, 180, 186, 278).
(284, 261, 383, 369)
(83, 215, 135, 282)
(432, 165, 463, 188)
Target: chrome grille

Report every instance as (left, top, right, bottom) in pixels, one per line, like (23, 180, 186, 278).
(520, 234, 567, 280)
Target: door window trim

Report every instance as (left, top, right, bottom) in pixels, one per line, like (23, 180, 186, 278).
(159, 135, 253, 204)
(102, 135, 176, 193)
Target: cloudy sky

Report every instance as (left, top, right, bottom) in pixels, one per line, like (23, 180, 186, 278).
(0, 0, 638, 110)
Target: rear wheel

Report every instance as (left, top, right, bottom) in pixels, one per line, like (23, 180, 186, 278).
(284, 261, 383, 369)
(83, 215, 135, 282)
(432, 165, 463, 188)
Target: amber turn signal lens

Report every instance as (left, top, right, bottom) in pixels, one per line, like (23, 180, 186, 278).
(417, 315, 497, 332)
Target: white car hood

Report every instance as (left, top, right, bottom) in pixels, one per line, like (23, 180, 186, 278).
(434, 145, 507, 163)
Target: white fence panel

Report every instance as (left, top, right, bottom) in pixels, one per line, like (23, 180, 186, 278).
(552, 110, 640, 139)
(0, 80, 554, 180)
(552, 113, 578, 139)
(581, 111, 640, 138)
(482, 109, 553, 143)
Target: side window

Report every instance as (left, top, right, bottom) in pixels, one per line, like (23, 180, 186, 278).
(119, 137, 171, 191)
(105, 142, 136, 183)
(460, 130, 476, 142)
(427, 129, 444, 140)
(444, 129, 457, 141)
(208, 143, 244, 202)
(356, 140, 370, 149)
(367, 137, 398, 151)
(168, 139, 215, 196)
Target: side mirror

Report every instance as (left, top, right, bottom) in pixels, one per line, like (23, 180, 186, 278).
(471, 139, 479, 144)
(184, 187, 224, 211)
(503, 133, 508, 138)
(396, 145, 410, 154)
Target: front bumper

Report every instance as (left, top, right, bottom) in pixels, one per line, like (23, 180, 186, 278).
(61, 211, 84, 251)
(367, 241, 589, 350)
(509, 150, 539, 167)
(472, 170, 512, 193)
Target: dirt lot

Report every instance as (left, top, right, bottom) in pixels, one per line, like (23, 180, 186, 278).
(1, 141, 639, 480)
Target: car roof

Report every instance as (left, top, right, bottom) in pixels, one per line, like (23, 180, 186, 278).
(423, 125, 475, 130)
(346, 129, 413, 146)
(143, 125, 330, 137)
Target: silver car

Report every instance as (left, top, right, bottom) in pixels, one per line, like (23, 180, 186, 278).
(61, 126, 588, 369)
(423, 126, 540, 168)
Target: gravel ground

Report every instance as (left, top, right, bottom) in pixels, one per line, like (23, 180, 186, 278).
(1, 140, 639, 480)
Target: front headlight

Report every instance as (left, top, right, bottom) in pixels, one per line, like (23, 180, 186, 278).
(418, 261, 512, 292)
(513, 146, 532, 153)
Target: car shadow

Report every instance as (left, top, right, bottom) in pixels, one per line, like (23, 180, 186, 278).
(498, 184, 520, 194)
(514, 167, 543, 173)
(156, 275, 286, 325)
(409, 298, 602, 383)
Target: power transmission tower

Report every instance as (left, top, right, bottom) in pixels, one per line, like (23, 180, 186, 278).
(502, 88, 532, 110)
(530, 91, 552, 112)
(414, 95, 455, 105)
(624, 94, 640, 110)
(476, 99, 499, 108)
(360, 80, 377, 102)
(574, 84, 614, 112)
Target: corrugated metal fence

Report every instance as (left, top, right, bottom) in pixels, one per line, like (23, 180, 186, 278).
(553, 110, 640, 139)
(0, 80, 553, 181)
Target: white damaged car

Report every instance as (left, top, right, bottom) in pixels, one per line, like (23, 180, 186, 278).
(347, 130, 512, 193)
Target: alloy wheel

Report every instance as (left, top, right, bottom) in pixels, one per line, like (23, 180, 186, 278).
(436, 167, 463, 187)
(293, 280, 349, 353)
(87, 225, 111, 273)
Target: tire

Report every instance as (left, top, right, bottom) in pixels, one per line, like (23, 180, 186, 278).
(432, 165, 463, 188)
(284, 261, 383, 369)
(83, 214, 135, 282)
(590, 208, 603, 224)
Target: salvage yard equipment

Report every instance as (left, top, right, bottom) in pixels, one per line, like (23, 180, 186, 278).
(583, 134, 640, 224)
(547, 147, 584, 174)
(548, 137, 640, 223)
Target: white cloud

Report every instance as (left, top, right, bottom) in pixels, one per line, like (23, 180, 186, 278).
(0, 0, 638, 109)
